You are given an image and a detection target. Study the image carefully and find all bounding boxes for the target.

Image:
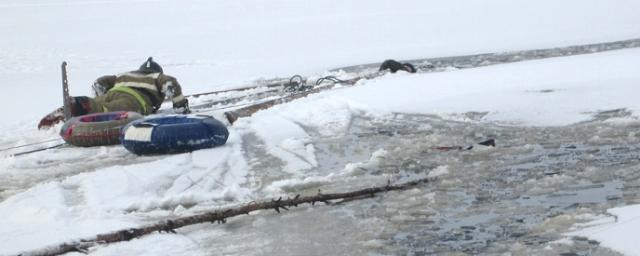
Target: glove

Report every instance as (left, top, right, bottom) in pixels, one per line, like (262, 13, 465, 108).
(92, 82, 108, 96)
(402, 63, 417, 73)
(174, 99, 191, 114)
(38, 107, 65, 130)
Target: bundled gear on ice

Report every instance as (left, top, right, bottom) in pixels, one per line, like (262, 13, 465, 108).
(38, 58, 190, 129)
(379, 59, 416, 73)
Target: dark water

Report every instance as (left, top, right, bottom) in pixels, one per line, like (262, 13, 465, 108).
(193, 112, 640, 256)
(334, 38, 640, 75)
(341, 113, 637, 255)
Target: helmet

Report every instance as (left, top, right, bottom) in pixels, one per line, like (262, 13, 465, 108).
(138, 57, 163, 74)
(379, 59, 404, 73)
(402, 63, 417, 73)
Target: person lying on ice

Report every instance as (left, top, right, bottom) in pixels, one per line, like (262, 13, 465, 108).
(38, 57, 190, 129)
(378, 59, 417, 73)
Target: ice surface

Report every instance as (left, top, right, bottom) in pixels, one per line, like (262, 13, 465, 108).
(569, 205, 640, 256)
(2, 0, 640, 122)
(0, 132, 251, 254)
(2, 0, 640, 255)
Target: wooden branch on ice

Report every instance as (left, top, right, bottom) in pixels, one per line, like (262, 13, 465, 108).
(19, 177, 434, 256)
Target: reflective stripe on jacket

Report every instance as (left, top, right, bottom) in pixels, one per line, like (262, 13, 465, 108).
(108, 86, 150, 114)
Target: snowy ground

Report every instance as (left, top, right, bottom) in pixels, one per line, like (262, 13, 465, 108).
(2, 0, 640, 255)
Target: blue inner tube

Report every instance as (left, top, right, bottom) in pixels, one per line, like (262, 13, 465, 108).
(120, 115, 229, 155)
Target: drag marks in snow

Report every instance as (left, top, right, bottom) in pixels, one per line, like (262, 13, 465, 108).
(0, 131, 249, 255)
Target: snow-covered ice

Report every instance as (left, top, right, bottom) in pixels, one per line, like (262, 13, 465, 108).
(568, 205, 640, 256)
(2, 0, 640, 255)
(2, 0, 640, 122)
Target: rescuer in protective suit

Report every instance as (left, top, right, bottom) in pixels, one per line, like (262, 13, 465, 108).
(378, 59, 417, 73)
(38, 57, 190, 129)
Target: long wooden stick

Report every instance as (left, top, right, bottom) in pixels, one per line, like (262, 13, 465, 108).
(19, 177, 434, 256)
(61, 62, 71, 121)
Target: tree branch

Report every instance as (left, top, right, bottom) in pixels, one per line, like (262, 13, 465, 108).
(19, 177, 433, 256)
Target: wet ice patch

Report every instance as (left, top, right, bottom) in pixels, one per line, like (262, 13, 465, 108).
(80, 142, 249, 212)
(0, 182, 135, 255)
(0, 145, 144, 202)
(523, 174, 575, 195)
(243, 115, 317, 174)
(603, 116, 640, 126)
(276, 95, 358, 137)
(82, 233, 204, 256)
(341, 149, 388, 176)
(265, 174, 336, 194)
(264, 149, 389, 193)
(427, 165, 450, 178)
